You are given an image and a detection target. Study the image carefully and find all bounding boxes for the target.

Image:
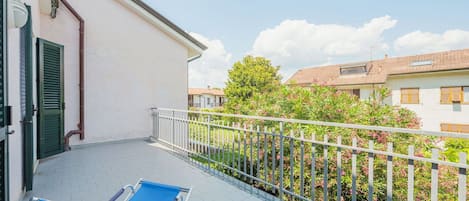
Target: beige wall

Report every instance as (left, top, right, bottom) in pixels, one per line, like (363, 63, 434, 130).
(387, 71, 469, 131)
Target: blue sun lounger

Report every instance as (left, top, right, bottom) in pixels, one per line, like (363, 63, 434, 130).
(109, 179, 192, 201)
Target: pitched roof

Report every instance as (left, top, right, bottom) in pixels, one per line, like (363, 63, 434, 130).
(287, 49, 469, 86)
(117, 0, 207, 58)
(188, 88, 224, 96)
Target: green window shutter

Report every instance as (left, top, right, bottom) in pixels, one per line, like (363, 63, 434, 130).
(20, 5, 34, 191)
(37, 39, 64, 159)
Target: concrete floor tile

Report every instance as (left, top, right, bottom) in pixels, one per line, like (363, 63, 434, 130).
(28, 140, 265, 201)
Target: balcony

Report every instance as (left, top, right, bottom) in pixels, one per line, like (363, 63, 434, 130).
(24, 140, 270, 201)
(25, 108, 468, 201)
(153, 108, 469, 201)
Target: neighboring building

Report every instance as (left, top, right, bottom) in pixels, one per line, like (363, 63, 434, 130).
(2, 0, 206, 200)
(188, 87, 225, 108)
(287, 49, 469, 133)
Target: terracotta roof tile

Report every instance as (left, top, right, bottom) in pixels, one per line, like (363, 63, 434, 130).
(287, 49, 469, 86)
(188, 88, 224, 96)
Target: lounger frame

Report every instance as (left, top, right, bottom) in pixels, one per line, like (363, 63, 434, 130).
(110, 178, 192, 201)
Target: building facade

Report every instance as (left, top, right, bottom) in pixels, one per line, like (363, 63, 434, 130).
(2, 0, 206, 200)
(287, 49, 469, 133)
(188, 88, 225, 109)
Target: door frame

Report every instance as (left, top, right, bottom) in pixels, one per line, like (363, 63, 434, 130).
(36, 38, 65, 159)
(1, 0, 8, 199)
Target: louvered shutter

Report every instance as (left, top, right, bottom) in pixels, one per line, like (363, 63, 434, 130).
(440, 87, 451, 104)
(401, 88, 419, 104)
(450, 87, 462, 102)
(37, 39, 64, 159)
(410, 88, 419, 104)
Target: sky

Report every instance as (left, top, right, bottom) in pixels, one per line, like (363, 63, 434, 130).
(144, 0, 469, 88)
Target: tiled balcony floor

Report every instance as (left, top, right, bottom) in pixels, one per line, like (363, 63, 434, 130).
(24, 139, 267, 201)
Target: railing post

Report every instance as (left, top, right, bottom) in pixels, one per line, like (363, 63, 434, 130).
(207, 114, 211, 171)
(151, 108, 159, 141)
(386, 142, 393, 201)
(430, 149, 439, 201)
(336, 136, 342, 201)
(323, 135, 329, 201)
(278, 122, 284, 200)
(408, 146, 415, 201)
(352, 138, 357, 201)
(458, 152, 467, 201)
(368, 140, 374, 201)
(171, 110, 175, 150)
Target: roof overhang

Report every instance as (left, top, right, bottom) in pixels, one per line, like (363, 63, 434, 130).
(387, 68, 469, 78)
(116, 0, 207, 59)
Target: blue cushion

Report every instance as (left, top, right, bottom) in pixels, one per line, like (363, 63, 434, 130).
(129, 181, 181, 201)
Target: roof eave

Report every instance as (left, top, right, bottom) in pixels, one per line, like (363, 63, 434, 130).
(116, 0, 207, 59)
(387, 67, 469, 77)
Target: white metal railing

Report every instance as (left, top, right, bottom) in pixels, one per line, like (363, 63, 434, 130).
(151, 107, 468, 201)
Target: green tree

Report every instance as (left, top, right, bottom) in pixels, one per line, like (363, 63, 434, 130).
(224, 56, 282, 114)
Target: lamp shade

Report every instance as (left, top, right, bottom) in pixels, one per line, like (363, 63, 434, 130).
(8, 0, 28, 28)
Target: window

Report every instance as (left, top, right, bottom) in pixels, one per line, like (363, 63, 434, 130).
(352, 89, 360, 97)
(441, 123, 469, 133)
(340, 89, 360, 98)
(410, 60, 433, 67)
(464, 87, 469, 103)
(401, 88, 419, 104)
(441, 86, 469, 104)
(340, 63, 367, 75)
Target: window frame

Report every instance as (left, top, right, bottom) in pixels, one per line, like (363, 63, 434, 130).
(339, 66, 367, 75)
(441, 123, 469, 133)
(400, 88, 420, 104)
(463, 86, 469, 104)
(440, 86, 469, 104)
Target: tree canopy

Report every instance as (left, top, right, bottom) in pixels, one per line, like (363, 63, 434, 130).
(224, 56, 282, 113)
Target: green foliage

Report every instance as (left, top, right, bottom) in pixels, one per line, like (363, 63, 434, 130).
(224, 56, 282, 114)
(443, 139, 469, 163)
(202, 60, 467, 200)
(207, 83, 467, 200)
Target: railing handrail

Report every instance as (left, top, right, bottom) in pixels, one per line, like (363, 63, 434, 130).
(153, 107, 469, 139)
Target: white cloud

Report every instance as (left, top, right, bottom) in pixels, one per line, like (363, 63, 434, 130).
(394, 30, 469, 54)
(189, 33, 232, 88)
(249, 16, 397, 78)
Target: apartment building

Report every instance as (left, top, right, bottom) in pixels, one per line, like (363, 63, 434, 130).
(287, 49, 469, 133)
(188, 87, 225, 109)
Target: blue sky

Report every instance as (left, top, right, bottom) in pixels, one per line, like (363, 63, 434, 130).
(144, 0, 469, 87)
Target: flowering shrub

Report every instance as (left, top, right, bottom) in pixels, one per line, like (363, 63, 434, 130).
(216, 84, 466, 200)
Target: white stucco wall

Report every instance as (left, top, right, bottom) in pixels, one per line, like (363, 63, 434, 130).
(37, 0, 189, 144)
(8, 0, 194, 199)
(38, 1, 80, 138)
(387, 71, 469, 131)
(8, 26, 23, 201)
